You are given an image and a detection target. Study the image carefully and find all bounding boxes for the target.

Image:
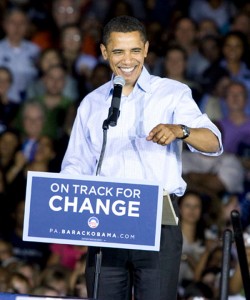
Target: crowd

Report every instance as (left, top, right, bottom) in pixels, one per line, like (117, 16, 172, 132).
(0, 0, 250, 299)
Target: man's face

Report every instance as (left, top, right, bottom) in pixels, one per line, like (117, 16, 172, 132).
(23, 106, 44, 139)
(53, 0, 80, 28)
(225, 84, 246, 112)
(4, 11, 28, 43)
(43, 67, 65, 96)
(100, 31, 149, 92)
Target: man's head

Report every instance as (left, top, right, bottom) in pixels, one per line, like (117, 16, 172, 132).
(43, 65, 66, 96)
(102, 15, 147, 47)
(100, 16, 149, 93)
(22, 101, 45, 139)
(60, 24, 82, 54)
(52, 0, 80, 29)
(225, 81, 248, 113)
(3, 8, 29, 45)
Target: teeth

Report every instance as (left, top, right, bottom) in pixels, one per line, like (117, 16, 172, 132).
(121, 67, 134, 73)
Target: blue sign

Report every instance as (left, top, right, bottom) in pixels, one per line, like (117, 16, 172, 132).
(23, 171, 163, 251)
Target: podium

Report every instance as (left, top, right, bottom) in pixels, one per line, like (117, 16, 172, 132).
(23, 171, 178, 299)
(23, 171, 164, 251)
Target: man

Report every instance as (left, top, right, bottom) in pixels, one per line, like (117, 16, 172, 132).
(61, 15, 223, 300)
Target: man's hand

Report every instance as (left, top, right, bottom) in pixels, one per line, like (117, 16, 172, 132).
(147, 123, 221, 153)
(146, 124, 183, 145)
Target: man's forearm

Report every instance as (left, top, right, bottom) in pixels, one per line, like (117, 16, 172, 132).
(184, 128, 221, 153)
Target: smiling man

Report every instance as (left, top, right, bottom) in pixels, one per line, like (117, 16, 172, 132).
(61, 15, 223, 300)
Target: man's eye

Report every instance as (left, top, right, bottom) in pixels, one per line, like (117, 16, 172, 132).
(113, 50, 123, 55)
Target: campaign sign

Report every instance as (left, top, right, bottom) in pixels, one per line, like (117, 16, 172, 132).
(23, 171, 163, 251)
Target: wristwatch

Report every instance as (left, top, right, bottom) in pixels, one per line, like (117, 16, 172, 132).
(179, 124, 190, 139)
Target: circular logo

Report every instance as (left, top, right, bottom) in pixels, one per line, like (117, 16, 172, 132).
(88, 217, 99, 228)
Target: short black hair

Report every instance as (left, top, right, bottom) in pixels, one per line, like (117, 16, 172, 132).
(102, 15, 147, 46)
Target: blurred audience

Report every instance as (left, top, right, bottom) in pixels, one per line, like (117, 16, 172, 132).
(27, 48, 79, 102)
(217, 80, 250, 154)
(197, 18, 220, 40)
(163, 44, 203, 104)
(0, 66, 19, 133)
(168, 16, 209, 81)
(39, 264, 70, 297)
(69, 252, 88, 297)
(47, 244, 87, 271)
(0, 239, 18, 268)
(182, 149, 245, 198)
(229, 233, 250, 297)
(13, 260, 40, 290)
(178, 192, 207, 289)
(0, 7, 40, 103)
(31, 284, 60, 297)
(59, 23, 98, 100)
(25, 135, 57, 173)
(84, 62, 111, 94)
(0, 1, 249, 299)
(0, 266, 10, 292)
(219, 30, 250, 113)
(218, 80, 250, 195)
(6, 271, 31, 294)
(230, 11, 250, 44)
(4, 200, 51, 269)
(59, 23, 97, 80)
(29, 64, 74, 140)
(189, 0, 237, 34)
(0, 128, 23, 229)
(199, 72, 231, 121)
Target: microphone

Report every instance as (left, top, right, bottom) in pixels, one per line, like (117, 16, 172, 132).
(107, 75, 125, 127)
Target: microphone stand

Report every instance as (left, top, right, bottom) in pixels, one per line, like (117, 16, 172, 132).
(93, 112, 118, 300)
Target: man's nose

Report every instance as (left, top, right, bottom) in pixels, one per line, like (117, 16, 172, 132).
(123, 51, 133, 62)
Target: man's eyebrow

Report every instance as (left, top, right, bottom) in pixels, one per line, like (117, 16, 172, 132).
(131, 47, 142, 51)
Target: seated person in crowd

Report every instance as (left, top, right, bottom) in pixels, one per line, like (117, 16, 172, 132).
(178, 191, 208, 288)
(0, 66, 19, 133)
(27, 64, 74, 140)
(217, 80, 250, 154)
(182, 149, 244, 198)
(0, 8, 40, 103)
(27, 48, 79, 103)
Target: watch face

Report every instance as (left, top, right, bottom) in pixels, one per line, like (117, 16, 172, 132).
(181, 125, 190, 139)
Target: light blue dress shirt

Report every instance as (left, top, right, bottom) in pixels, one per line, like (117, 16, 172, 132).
(61, 67, 223, 196)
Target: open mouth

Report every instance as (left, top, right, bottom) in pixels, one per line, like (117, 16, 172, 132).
(120, 66, 136, 75)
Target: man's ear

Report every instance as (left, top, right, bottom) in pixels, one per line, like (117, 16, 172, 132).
(100, 44, 108, 60)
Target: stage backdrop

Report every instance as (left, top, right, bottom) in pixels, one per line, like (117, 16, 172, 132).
(23, 171, 163, 251)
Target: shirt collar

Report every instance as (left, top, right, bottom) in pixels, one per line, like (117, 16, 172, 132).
(137, 66, 151, 94)
(105, 66, 152, 101)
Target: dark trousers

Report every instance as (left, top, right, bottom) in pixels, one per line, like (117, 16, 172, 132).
(86, 198, 183, 300)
